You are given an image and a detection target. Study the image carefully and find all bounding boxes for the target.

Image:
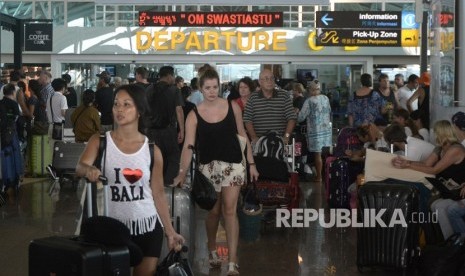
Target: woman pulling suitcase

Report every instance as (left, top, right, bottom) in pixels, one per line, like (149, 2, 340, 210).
(173, 68, 259, 275)
(76, 84, 184, 275)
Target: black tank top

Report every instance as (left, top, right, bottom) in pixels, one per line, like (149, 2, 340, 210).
(436, 143, 465, 183)
(194, 101, 242, 164)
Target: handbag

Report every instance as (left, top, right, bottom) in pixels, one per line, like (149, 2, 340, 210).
(156, 247, 193, 276)
(189, 144, 217, 210)
(52, 122, 63, 140)
(31, 120, 49, 135)
(242, 181, 262, 215)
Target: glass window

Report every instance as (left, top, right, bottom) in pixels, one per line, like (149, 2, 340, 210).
(136, 5, 165, 12)
(105, 6, 115, 12)
(68, 2, 95, 27)
(117, 6, 133, 12)
(385, 3, 415, 12)
(199, 6, 211, 12)
(185, 6, 198, 12)
(0, 2, 33, 19)
(213, 6, 247, 12)
(334, 3, 382, 11)
(51, 2, 65, 25)
(35, 1, 49, 19)
(302, 6, 315, 12)
(252, 6, 290, 12)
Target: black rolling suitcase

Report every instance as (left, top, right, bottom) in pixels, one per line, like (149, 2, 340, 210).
(52, 141, 87, 178)
(357, 182, 420, 272)
(29, 178, 132, 276)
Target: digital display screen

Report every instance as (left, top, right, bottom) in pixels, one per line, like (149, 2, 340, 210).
(138, 12, 283, 27)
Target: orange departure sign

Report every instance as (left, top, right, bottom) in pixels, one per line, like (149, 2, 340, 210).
(138, 12, 283, 27)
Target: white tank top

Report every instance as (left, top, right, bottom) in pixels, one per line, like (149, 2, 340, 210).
(103, 131, 159, 235)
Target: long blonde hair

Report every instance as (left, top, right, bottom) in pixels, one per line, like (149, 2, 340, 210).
(433, 120, 459, 146)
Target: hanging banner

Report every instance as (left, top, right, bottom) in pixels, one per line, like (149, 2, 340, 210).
(24, 22, 53, 52)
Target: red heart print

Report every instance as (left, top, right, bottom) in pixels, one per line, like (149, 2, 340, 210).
(122, 168, 143, 184)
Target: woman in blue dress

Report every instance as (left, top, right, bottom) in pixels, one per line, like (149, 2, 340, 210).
(297, 80, 332, 182)
(347, 73, 386, 127)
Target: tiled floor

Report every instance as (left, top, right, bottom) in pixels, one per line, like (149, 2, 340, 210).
(1, 177, 401, 275)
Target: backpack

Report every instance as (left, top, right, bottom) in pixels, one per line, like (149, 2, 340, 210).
(255, 131, 285, 160)
(146, 82, 177, 129)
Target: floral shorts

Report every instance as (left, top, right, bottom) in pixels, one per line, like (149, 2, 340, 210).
(199, 160, 246, 192)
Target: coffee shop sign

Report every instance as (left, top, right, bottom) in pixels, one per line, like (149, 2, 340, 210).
(28, 31, 51, 45)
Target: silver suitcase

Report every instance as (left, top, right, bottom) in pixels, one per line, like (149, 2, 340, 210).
(160, 187, 196, 264)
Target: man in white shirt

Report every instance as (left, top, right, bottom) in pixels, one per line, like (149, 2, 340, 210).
(397, 74, 419, 111)
(46, 78, 68, 124)
(187, 77, 203, 105)
(383, 123, 435, 161)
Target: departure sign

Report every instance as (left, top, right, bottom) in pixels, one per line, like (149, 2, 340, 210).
(139, 12, 283, 27)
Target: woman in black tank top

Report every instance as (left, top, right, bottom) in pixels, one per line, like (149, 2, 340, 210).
(392, 121, 465, 179)
(173, 69, 259, 276)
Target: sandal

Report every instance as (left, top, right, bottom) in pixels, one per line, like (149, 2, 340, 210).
(227, 262, 239, 275)
(208, 250, 222, 267)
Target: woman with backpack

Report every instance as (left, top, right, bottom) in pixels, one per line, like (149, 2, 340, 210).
(76, 84, 184, 275)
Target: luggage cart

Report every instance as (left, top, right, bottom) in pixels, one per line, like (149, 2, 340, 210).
(255, 138, 301, 211)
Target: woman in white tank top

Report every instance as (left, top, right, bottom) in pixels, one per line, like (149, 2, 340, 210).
(77, 84, 184, 275)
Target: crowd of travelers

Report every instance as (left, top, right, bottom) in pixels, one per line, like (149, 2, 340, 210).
(2, 65, 465, 274)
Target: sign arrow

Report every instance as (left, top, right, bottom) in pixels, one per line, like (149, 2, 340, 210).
(321, 13, 333, 26)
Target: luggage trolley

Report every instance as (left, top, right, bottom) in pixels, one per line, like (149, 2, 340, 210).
(255, 138, 301, 210)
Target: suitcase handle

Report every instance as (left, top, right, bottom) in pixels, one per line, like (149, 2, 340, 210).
(86, 176, 109, 218)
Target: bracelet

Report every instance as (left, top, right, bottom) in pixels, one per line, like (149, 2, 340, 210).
(249, 163, 256, 166)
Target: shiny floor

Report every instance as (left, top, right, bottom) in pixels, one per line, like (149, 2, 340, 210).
(0, 177, 399, 276)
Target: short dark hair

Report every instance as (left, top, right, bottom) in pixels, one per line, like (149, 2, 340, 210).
(383, 123, 407, 144)
(51, 78, 67, 92)
(360, 73, 372, 87)
(158, 66, 174, 78)
(3, 83, 16, 96)
(378, 73, 389, 81)
(28, 79, 42, 96)
(394, 108, 410, 120)
(408, 74, 419, 83)
(62, 73, 72, 83)
(190, 77, 199, 90)
(238, 76, 255, 92)
(135, 67, 148, 79)
(82, 89, 95, 106)
(175, 76, 184, 84)
(10, 70, 24, 82)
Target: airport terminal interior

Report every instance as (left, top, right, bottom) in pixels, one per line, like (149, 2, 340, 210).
(1, 0, 464, 275)
(1, 176, 399, 276)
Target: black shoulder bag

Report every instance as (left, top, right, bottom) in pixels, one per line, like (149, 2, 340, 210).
(190, 106, 217, 210)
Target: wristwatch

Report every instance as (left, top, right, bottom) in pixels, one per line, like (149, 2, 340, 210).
(284, 133, 290, 138)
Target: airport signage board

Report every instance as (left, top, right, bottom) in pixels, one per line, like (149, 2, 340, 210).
(24, 22, 53, 51)
(315, 11, 419, 47)
(139, 12, 283, 27)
